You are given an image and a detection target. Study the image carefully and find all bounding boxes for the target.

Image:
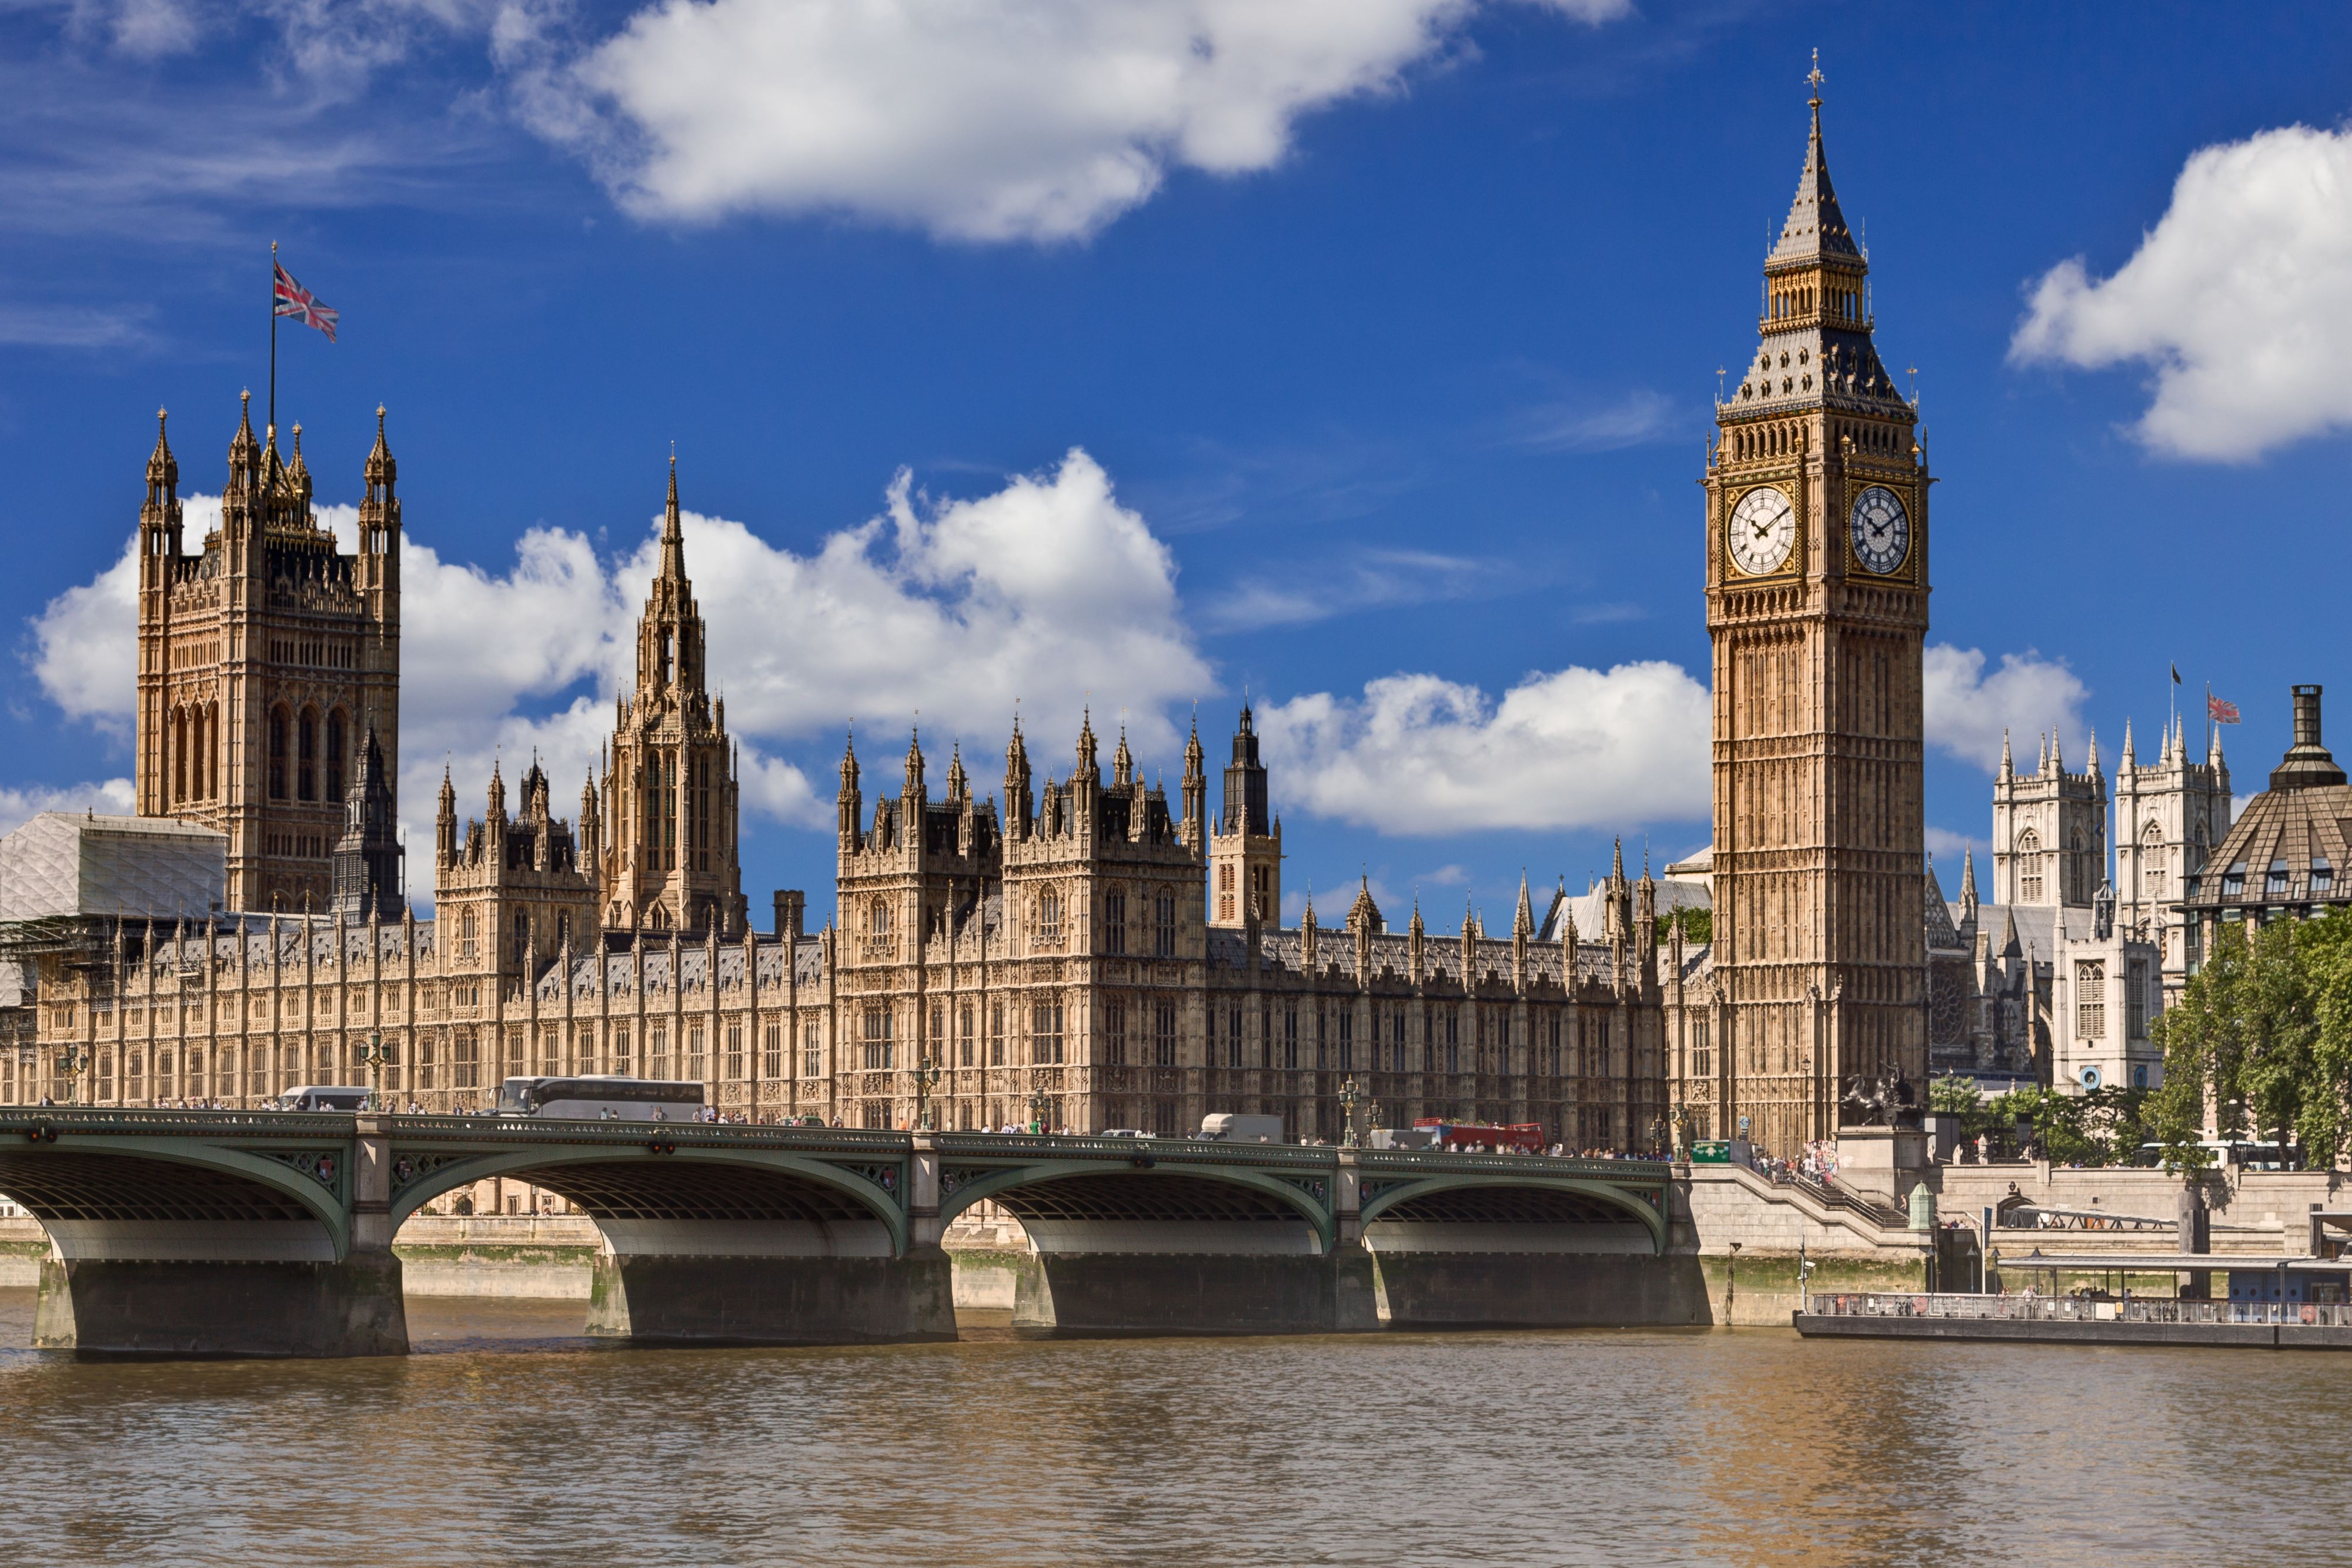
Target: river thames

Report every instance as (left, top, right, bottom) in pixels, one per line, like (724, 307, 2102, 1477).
(0, 1290, 2329, 1566)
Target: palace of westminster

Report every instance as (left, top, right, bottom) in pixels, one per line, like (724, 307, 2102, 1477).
(2, 91, 2278, 1155)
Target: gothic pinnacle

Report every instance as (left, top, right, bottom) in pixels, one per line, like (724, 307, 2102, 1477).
(659, 449, 688, 583)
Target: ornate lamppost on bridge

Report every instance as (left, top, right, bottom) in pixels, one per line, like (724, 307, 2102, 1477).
(53, 1041, 89, 1107)
(1338, 1076, 1362, 1148)
(358, 1029, 398, 1113)
(1027, 1089, 1053, 1136)
(913, 1057, 942, 1132)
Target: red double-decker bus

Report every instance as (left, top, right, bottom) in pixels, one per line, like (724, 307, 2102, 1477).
(1413, 1119, 1547, 1154)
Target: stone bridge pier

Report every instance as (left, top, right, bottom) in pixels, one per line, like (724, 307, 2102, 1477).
(932, 1138, 1690, 1336)
(393, 1126, 954, 1348)
(0, 1116, 406, 1358)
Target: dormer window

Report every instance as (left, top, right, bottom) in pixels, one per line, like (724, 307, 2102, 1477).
(2266, 859, 2291, 897)
(2314, 858, 2335, 893)
(2221, 861, 2246, 897)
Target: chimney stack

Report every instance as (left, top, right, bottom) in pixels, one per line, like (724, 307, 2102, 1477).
(2270, 684, 2348, 791)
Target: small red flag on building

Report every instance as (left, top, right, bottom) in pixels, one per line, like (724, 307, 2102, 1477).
(273, 262, 338, 343)
(2209, 693, 2241, 724)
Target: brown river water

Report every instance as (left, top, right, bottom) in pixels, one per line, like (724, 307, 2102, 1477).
(0, 1289, 2334, 1566)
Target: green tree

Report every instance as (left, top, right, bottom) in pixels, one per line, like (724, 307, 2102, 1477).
(1928, 1074, 1987, 1134)
(2150, 911, 2352, 1171)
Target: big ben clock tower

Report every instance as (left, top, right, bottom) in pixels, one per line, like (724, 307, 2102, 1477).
(1704, 62, 1928, 1155)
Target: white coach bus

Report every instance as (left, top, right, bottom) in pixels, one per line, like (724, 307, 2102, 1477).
(493, 1076, 705, 1122)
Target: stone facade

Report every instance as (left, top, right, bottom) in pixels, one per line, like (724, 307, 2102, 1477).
(593, 458, 748, 938)
(136, 399, 402, 915)
(15, 439, 1712, 1140)
(1700, 86, 1929, 1154)
(2113, 717, 2230, 998)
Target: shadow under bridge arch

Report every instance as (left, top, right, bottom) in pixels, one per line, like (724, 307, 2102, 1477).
(391, 1146, 909, 1259)
(940, 1160, 1336, 1255)
(1359, 1174, 1667, 1256)
(0, 1136, 351, 1262)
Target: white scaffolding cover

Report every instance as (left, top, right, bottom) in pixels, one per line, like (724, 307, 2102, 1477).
(0, 813, 226, 922)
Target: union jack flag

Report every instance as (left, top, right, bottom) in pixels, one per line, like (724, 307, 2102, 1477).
(2209, 693, 2241, 724)
(273, 262, 338, 343)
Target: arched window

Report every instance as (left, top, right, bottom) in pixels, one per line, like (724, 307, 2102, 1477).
(2142, 824, 2166, 901)
(660, 752, 676, 868)
(2069, 828, 2091, 905)
(1038, 888, 1062, 943)
(1104, 886, 1127, 955)
(203, 705, 219, 800)
(870, 900, 891, 937)
(296, 708, 318, 801)
(268, 707, 290, 800)
(325, 711, 346, 803)
(172, 708, 188, 804)
(2016, 828, 2043, 904)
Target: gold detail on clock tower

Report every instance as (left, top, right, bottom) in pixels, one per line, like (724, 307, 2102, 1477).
(1702, 67, 1930, 1155)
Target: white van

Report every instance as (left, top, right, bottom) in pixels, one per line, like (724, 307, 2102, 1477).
(273, 1085, 371, 1111)
(1199, 1112, 1284, 1144)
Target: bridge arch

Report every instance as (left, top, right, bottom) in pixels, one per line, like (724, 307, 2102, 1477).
(0, 1134, 352, 1259)
(389, 1145, 910, 1256)
(938, 1159, 1336, 1252)
(1358, 1174, 1666, 1254)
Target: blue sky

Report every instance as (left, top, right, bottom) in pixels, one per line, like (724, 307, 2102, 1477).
(8, 0, 2352, 927)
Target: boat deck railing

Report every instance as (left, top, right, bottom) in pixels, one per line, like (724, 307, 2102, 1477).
(1808, 1292, 2352, 1328)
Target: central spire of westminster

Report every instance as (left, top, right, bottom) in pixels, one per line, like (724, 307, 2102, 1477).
(1701, 61, 1932, 1155)
(596, 457, 746, 935)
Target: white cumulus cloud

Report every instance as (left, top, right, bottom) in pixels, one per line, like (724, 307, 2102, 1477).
(1923, 644, 2089, 773)
(1257, 641, 2092, 838)
(521, 0, 1628, 242)
(2011, 122, 2352, 461)
(1256, 660, 1712, 836)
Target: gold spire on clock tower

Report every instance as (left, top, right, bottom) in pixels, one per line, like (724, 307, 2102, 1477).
(1699, 58, 1930, 1155)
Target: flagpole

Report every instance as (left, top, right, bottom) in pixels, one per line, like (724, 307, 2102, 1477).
(268, 240, 278, 441)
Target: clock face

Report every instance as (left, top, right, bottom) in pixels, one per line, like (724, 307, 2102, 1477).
(1727, 486, 1796, 576)
(1849, 485, 1910, 574)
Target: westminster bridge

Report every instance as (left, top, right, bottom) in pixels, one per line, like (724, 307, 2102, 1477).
(0, 1107, 1687, 1356)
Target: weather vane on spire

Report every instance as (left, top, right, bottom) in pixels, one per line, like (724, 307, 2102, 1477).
(1807, 48, 1824, 103)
